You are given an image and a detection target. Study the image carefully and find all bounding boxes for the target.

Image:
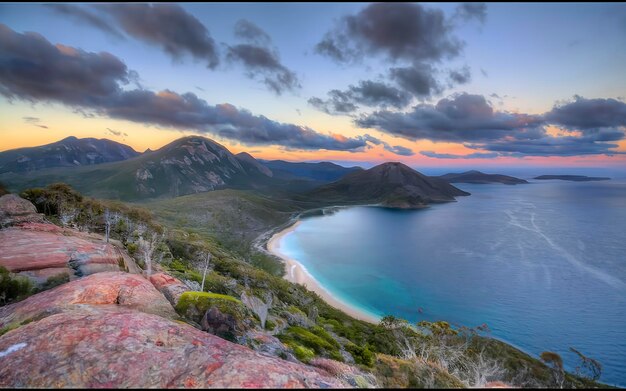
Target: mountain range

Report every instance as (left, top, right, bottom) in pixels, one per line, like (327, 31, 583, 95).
(0, 136, 139, 174)
(0, 136, 472, 206)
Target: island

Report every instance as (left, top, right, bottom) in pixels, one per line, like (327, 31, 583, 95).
(438, 170, 528, 185)
(534, 175, 610, 182)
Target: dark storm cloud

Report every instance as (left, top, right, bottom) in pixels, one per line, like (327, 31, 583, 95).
(448, 66, 471, 85)
(469, 134, 625, 157)
(420, 151, 499, 159)
(0, 24, 130, 105)
(315, 2, 463, 64)
(226, 20, 300, 95)
(544, 96, 626, 130)
(101, 4, 219, 68)
(46, 4, 124, 40)
(357, 92, 626, 156)
(0, 25, 364, 152)
(355, 93, 543, 142)
(454, 3, 488, 25)
(309, 80, 412, 115)
(390, 63, 444, 99)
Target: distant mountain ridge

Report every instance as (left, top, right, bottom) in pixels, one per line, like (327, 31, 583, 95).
(0, 136, 368, 201)
(0, 136, 139, 174)
(438, 170, 528, 185)
(261, 160, 362, 182)
(306, 162, 470, 209)
(534, 175, 610, 182)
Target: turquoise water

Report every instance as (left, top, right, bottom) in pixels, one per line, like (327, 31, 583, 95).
(278, 180, 626, 386)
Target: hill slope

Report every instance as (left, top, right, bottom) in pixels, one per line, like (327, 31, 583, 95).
(261, 160, 362, 182)
(1, 136, 276, 200)
(0, 136, 139, 174)
(439, 170, 528, 185)
(307, 162, 470, 208)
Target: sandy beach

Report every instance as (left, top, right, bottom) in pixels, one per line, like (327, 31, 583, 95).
(267, 220, 380, 324)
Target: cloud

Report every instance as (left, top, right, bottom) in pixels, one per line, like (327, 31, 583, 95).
(106, 127, 123, 137)
(309, 80, 411, 115)
(101, 4, 219, 68)
(0, 24, 130, 105)
(226, 20, 299, 95)
(233, 19, 271, 45)
(357, 92, 626, 156)
(46, 4, 124, 40)
(390, 63, 444, 98)
(363, 135, 415, 156)
(544, 96, 626, 130)
(448, 66, 471, 85)
(0, 25, 364, 152)
(315, 3, 463, 64)
(356, 93, 543, 142)
(22, 116, 49, 129)
(454, 3, 487, 25)
(469, 134, 625, 157)
(420, 150, 499, 159)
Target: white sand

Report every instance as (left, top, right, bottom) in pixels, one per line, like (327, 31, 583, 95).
(267, 221, 380, 324)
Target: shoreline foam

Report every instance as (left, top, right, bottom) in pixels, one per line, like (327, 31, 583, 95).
(267, 219, 380, 324)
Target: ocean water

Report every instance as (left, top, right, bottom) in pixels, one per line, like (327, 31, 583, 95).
(278, 179, 626, 386)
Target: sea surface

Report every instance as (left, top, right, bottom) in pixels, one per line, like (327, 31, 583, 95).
(278, 179, 626, 386)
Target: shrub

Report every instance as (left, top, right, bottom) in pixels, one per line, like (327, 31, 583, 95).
(36, 273, 70, 292)
(346, 342, 375, 367)
(0, 266, 34, 305)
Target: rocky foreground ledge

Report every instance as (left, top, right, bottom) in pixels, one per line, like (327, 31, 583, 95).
(0, 194, 352, 388)
(0, 272, 348, 388)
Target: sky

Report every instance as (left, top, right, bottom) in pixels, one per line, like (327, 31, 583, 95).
(1, 2, 626, 169)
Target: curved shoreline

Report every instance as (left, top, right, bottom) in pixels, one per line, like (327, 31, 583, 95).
(266, 218, 380, 324)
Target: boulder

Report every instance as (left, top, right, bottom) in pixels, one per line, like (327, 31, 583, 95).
(175, 291, 254, 342)
(0, 272, 177, 330)
(0, 194, 45, 227)
(0, 305, 348, 388)
(0, 223, 124, 285)
(149, 272, 189, 307)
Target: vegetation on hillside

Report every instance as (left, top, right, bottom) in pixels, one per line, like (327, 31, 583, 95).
(11, 183, 611, 388)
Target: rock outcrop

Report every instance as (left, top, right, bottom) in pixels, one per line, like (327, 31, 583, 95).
(0, 222, 126, 284)
(0, 272, 349, 388)
(0, 194, 45, 227)
(0, 272, 177, 329)
(149, 272, 189, 307)
(0, 195, 137, 286)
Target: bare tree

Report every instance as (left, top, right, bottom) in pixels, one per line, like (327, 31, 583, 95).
(570, 347, 602, 381)
(104, 208, 111, 243)
(58, 203, 77, 228)
(137, 231, 161, 277)
(241, 291, 273, 329)
(200, 252, 212, 292)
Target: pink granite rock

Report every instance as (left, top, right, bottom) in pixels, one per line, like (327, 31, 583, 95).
(0, 272, 177, 328)
(0, 306, 348, 388)
(0, 194, 45, 227)
(149, 272, 189, 306)
(0, 223, 123, 284)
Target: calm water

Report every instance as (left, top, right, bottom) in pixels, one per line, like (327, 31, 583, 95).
(279, 180, 626, 386)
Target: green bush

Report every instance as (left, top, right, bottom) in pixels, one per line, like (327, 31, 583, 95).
(0, 266, 34, 305)
(36, 273, 70, 292)
(345, 342, 375, 367)
(277, 326, 343, 362)
(291, 344, 315, 363)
